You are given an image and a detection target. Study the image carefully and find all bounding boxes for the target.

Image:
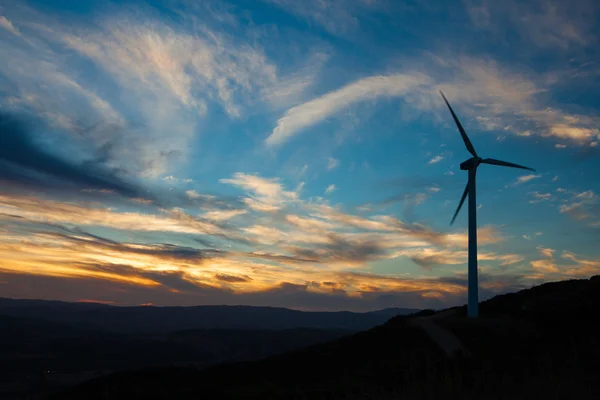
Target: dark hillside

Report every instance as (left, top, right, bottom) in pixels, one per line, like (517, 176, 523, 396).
(54, 276, 600, 399)
(0, 299, 417, 333)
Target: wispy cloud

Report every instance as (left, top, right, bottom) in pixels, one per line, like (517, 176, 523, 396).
(267, 51, 600, 149)
(0, 15, 20, 36)
(537, 246, 556, 259)
(265, 73, 431, 146)
(413, 54, 600, 145)
(0, 3, 322, 178)
(0, 194, 231, 237)
(429, 155, 444, 164)
(526, 250, 600, 281)
(465, 0, 596, 50)
(559, 190, 599, 225)
(327, 157, 340, 170)
(528, 191, 552, 204)
(260, 0, 385, 37)
(561, 251, 600, 277)
(57, 14, 279, 176)
(163, 176, 194, 184)
(530, 259, 559, 273)
(325, 184, 337, 194)
(515, 174, 541, 184)
(220, 173, 299, 212)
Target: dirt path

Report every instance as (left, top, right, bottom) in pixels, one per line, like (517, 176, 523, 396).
(408, 313, 471, 358)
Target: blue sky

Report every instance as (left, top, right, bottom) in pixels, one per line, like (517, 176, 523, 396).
(0, 0, 599, 311)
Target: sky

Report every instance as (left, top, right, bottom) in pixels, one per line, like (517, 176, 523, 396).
(0, 0, 599, 311)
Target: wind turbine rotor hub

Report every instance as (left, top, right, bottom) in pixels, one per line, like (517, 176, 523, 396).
(460, 157, 482, 170)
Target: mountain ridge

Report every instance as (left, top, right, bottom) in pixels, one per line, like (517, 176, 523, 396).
(0, 298, 419, 333)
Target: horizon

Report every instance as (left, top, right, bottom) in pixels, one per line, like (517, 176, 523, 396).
(1, 0, 599, 312)
(1, 295, 424, 312)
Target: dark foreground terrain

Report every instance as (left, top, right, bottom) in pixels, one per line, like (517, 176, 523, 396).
(0, 301, 416, 398)
(50, 275, 600, 400)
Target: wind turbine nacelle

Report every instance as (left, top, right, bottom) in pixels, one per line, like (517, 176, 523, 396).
(460, 157, 482, 170)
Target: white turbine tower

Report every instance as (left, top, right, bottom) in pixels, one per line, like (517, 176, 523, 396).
(440, 91, 535, 318)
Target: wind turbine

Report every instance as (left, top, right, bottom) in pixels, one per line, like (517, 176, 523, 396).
(440, 91, 535, 318)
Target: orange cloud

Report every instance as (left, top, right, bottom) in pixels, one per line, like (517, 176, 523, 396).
(0, 194, 228, 236)
(76, 299, 115, 304)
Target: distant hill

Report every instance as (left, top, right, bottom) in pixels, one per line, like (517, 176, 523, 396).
(0, 299, 418, 398)
(53, 275, 600, 400)
(0, 298, 419, 333)
(0, 314, 353, 376)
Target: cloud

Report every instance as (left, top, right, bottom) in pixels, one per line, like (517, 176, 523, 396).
(526, 250, 600, 280)
(285, 214, 338, 232)
(0, 219, 475, 309)
(0, 15, 20, 36)
(537, 246, 556, 259)
(0, 193, 233, 238)
(78, 263, 215, 293)
(260, 0, 385, 37)
(560, 252, 600, 277)
(412, 54, 600, 145)
(0, 3, 319, 178)
(0, 268, 471, 311)
(530, 259, 559, 273)
(0, 164, 527, 310)
(185, 190, 203, 200)
(515, 174, 541, 184)
(163, 176, 194, 184)
(286, 233, 386, 265)
(202, 209, 247, 221)
(261, 51, 330, 110)
(528, 191, 552, 204)
(0, 111, 144, 199)
(465, 0, 596, 50)
(1, 1, 598, 312)
(410, 250, 466, 269)
(221, 172, 299, 212)
(429, 155, 444, 164)
(56, 13, 280, 176)
(325, 184, 337, 195)
(214, 273, 252, 283)
(61, 13, 279, 114)
(560, 203, 590, 221)
(576, 190, 597, 201)
(265, 73, 431, 146)
(559, 190, 599, 225)
(327, 157, 340, 170)
(267, 50, 600, 150)
(76, 299, 115, 305)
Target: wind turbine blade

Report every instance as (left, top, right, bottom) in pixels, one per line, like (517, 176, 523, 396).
(450, 182, 469, 226)
(481, 158, 535, 172)
(439, 91, 478, 158)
